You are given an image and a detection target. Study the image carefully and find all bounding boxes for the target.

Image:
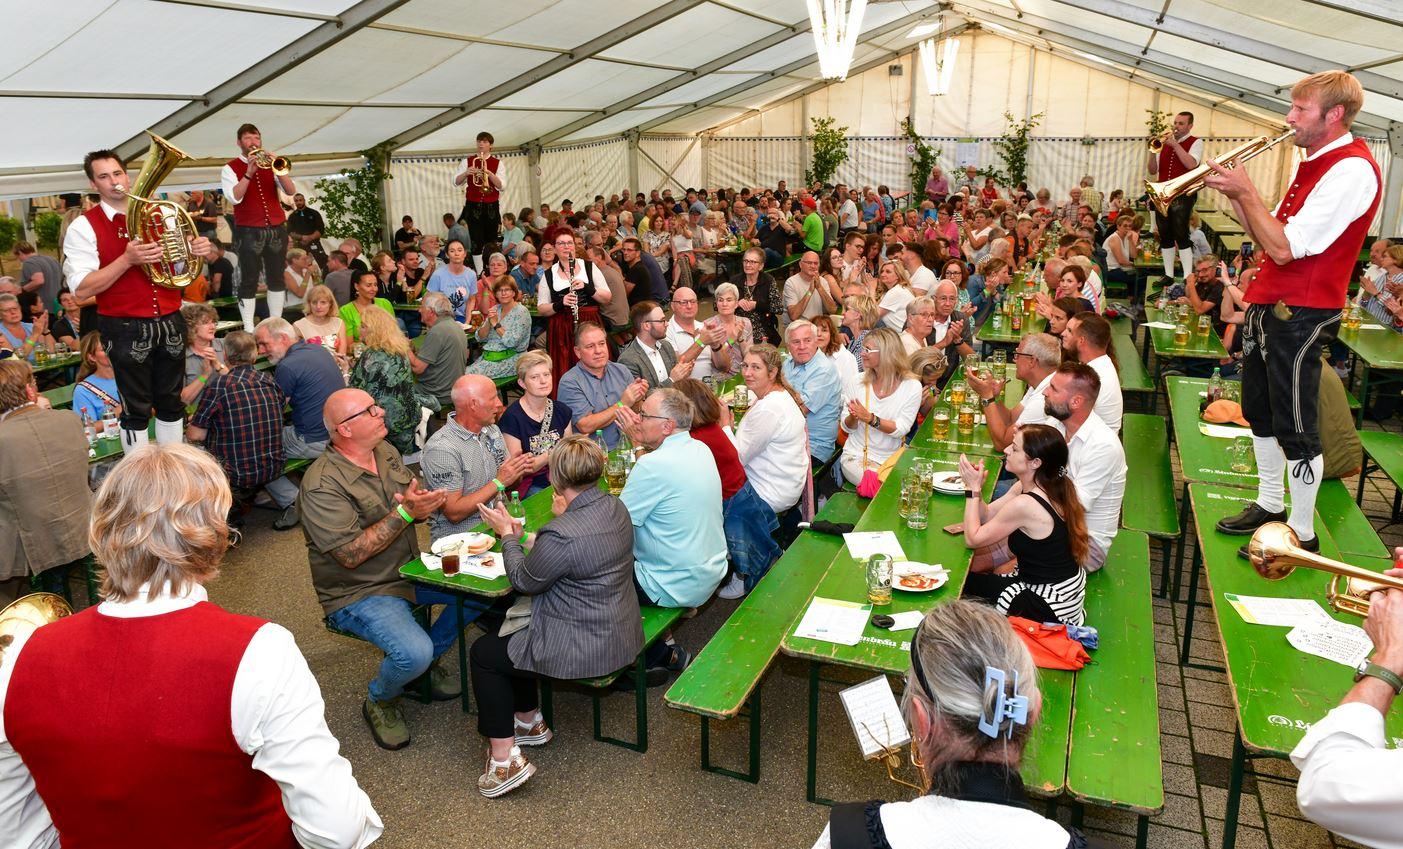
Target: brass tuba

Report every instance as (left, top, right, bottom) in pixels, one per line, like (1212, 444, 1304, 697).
(1248, 522, 1403, 617)
(1145, 129, 1296, 215)
(119, 132, 204, 288)
(0, 593, 73, 662)
(247, 147, 291, 175)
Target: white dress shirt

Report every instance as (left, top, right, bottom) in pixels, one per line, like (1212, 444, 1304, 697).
(1050, 413, 1126, 557)
(1291, 701, 1403, 849)
(639, 338, 669, 384)
(0, 583, 382, 849)
(1015, 372, 1054, 425)
(1275, 133, 1380, 261)
(666, 315, 713, 378)
(1083, 353, 1123, 433)
(729, 389, 809, 513)
(812, 793, 1072, 849)
(61, 200, 124, 293)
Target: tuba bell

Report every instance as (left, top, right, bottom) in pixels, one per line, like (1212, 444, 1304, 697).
(0, 592, 73, 662)
(1248, 522, 1403, 617)
(118, 132, 205, 289)
(1145, 129, 1296, 216)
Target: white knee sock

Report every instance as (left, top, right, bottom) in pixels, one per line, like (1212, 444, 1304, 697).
(1252, 435, 1286, 513)
(1178, 247, 1195, 280)
(1162, 249, 1176, 278)
(1286, 455, 1324, 542)
(267, 289, 286, 319)
(154, 418, 183, 445)
(120, 426, 150, 455)
(239, 298, 257, 332)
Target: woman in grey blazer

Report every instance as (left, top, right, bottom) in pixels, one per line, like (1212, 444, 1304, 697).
(471, 434, 642, 798)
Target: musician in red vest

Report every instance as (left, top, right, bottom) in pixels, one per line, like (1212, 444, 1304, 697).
(221, 123, 297, 332)
(1146, 110, 1205, 285)
(64, 149, 213, 454)
(1205, 70, 1381, 554)
(0, 443, 383, 849)
(453, 131, 505, 269)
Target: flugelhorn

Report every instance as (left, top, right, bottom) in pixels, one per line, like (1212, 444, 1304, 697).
(0, 593, 72, 663)
(248, 147, 291, 175)
(119, 131, 204, 289)
(1145, 129, 1296, 215)
(470, 154, 490, 190)
(1248, 522, 1403, 617)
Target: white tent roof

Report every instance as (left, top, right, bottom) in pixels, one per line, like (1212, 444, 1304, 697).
(3, 0, 1400, 192)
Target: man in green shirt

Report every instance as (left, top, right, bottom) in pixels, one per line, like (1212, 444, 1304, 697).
(800, 195, 824, 252)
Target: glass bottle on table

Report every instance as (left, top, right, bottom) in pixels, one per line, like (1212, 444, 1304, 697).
(507, 490, 526, 534)
(1207, 367, 1225, 403)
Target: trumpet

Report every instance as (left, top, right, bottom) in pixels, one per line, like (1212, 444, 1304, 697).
(248, 147, 291, 175)
(1145, 129, 1295, 215)
(1148, 133, 1167, 154)
(1248, 522, 1403, 617)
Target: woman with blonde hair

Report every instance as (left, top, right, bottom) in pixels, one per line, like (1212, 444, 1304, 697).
(909, 346, 950, 418)
(349, 307, 432, 455)
(499, 350, 574, 497)
(876, 259, 914, 332)
(283, 247, 318, 309)
(841, 293, 879, 373)
(839, 328, 922, 486)
(72, 330, 122, 424)
(728, 344, 809, 519)
(294, 284, 349, 356)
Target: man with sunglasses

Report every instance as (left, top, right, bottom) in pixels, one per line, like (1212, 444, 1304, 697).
(302, 387, 492, 751)
(254, 317, 343, 530)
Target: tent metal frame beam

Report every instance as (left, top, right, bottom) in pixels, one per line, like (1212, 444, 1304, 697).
(377, 0, 704, 152)
(636, 13, 970, 134)
(951, 0, 1392, 134)
(529, 14, 812, 147)
(1296, 0, 1403, 28)
(1, 90, 193, 101)
(1050, 0, 1403, 100)
(114, 0, 410, 161)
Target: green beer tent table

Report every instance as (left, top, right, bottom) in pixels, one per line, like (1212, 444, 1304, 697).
(977, 310, 1047, 346)
(1339, 317, 1403, 426)
(1179, 483, 1403, 849)
(909, 377, 1025, 458)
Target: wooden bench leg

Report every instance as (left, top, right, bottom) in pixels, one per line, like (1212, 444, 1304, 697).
(592, 655, 649, 753)
(1221, 733, 1247, 849)
(804, 661, 840, 806)
(1135, 814, 1149, 849)
(700, 689, 762, 784)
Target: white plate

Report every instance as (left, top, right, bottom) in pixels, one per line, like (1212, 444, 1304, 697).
(931, 471, 964, 494)
(430, 532, 495, 556)
(893, 562, 950, 593)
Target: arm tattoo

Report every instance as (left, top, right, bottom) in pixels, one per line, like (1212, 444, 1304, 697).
(330, 510, 409, 570)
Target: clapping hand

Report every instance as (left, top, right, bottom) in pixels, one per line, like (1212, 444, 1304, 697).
(394, 478, 448, 520)
(963, 367, 1002, 401)
(958, 454, 986, 491)
(621, 377, 649, 407)
(846, 398, 871, 423)
(478, 498, 522, 539)
(496, 453, 535, 487)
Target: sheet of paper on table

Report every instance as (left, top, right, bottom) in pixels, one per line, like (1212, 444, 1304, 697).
(794, 596, 871, 646)
(1199, 422, 1252, 439)
(844, 531, 907, 562)
(1286, 619, 1373, 668)
(839, 675, 912, 759)
(418, 551, 506, 580)
(1225, 594, 1333, 627)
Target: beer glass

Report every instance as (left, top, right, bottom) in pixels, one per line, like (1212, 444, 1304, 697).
(957, 403, 976, 436)
(906, 488, 929, 530)
(949, 381, 967, 406)
(866, 554, 893, 606)
(1197, 314, 1212, 338)
(1230, 436, 1255, 474)
(931, 407, 951, 440)
(605, 453, 628, 495)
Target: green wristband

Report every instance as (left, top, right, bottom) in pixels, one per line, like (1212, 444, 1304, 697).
(396, 504, 414, 524)
(492, 478, 506, 491)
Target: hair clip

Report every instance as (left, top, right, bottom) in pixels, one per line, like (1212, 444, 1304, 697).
(978, 666, 1030, 739)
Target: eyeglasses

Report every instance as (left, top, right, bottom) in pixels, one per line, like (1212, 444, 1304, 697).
(338, 403, 383, 426)
(638, 412, 671, 423)
(1012, 350, 1034, 359)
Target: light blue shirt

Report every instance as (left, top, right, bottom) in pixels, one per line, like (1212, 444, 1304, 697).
(426, 265, 478, 320)
(621, 431, 727, 608)
(556, 360, 634, 449)
(783, 349, 843, 460)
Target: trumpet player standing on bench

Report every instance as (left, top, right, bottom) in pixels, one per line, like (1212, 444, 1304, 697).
(1291, 552, 1403, 849)
(454, 132, 505, 271)
(1147, 110, 1204, 285)
(1208, 71, 1380, 553)
(222, 123, 296, 331)
(64, 149, 213, 454)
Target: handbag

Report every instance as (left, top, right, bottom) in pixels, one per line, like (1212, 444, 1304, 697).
(855, 385, 882, 498)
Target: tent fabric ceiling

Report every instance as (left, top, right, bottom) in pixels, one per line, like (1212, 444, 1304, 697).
(3, 0, 1401, 185)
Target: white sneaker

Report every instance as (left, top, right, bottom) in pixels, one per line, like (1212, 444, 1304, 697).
(717, 574, 747, 600)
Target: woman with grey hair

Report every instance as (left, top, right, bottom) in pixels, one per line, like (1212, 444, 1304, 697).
(813, 600, 1082, 849)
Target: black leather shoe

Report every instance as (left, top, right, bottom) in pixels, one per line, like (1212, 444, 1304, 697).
(1215, 503, 1286, 536)
(1240, 533, 1318, 561)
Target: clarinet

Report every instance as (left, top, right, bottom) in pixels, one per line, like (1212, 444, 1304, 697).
(561, 261, 580, 325)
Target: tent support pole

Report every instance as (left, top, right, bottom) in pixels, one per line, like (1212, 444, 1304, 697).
(527, 143, 543, 211)
(1382, 124, 1403, 238)
(626, 132, 641, 197)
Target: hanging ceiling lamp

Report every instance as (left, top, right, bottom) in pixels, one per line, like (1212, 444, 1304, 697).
(807, 0, 868, 81)
(919, 31, 960, 96)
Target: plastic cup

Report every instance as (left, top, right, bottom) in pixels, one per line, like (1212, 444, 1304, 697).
(441, 553, 460, 576)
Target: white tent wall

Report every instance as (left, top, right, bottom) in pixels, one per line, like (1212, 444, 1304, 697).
(386, 152, 528, 244)
(637, 137, 702, 194)
(539, 138, 627, 209)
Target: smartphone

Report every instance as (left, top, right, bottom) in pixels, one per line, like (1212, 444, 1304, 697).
(1240, 242, 1254, 262)
(943, 522, 964, 535)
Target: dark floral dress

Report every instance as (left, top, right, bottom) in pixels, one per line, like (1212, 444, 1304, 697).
(350, 349, 435, 455)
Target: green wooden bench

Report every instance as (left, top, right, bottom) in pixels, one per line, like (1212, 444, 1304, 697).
(664, 492, 867, 782)
(1317, 477, 1389, 559)
(1356, 430, 1403, 525)
(30, 554, 102, 609)
(283, 458, 313, 475)
(1120, 414, 1181, 597)
(42, 383, 75, 410)
(1068, 530, 1162, 849)
(1112, 334, 1153, 396)
(539, 604, 684, 753)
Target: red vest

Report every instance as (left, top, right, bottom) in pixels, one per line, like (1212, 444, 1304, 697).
(84, 205, 183, 318)
(4, 602, 297, 849)
(464, 155, 501, 204)
(1246, 138, 1381, 310)
(228, 157, 288, 228)
(1158, 134, 1198, 181)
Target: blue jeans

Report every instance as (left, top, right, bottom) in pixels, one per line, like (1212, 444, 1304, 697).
(723, 480, 782, 591)
(326, 588, 492, 702)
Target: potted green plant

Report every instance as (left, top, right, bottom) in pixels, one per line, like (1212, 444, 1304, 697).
(901, 118, 941, 202)
(313, 144, 394, 251)
(804, 116, 849, 187)
(979, 111, 1042, 191)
